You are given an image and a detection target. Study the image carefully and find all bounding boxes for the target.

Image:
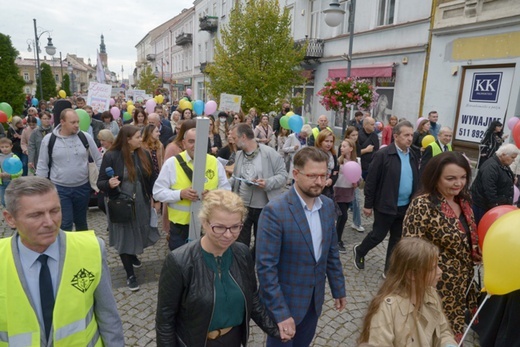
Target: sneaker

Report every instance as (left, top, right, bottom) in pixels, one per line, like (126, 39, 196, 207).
(132, 258, 142, 268)
(127, 276, 140, 291)
(338, 241, 347, 254)
(381, 272, 386, 279)
(352, 224, 365, 232)
(353, 244, 365, 270)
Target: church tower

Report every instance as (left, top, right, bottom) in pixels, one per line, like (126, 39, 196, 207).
(99, 34, 108, 67)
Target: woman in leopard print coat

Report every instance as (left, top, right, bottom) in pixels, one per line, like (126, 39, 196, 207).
(403, 152, 481, 342)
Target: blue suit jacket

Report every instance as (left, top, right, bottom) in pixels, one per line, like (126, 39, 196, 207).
(256, 187, 346, 324)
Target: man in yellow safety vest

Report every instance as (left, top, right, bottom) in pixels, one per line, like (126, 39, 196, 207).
(0, 176, 124, 347)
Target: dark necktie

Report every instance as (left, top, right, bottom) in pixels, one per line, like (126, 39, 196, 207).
(444, 145, 448, 152)
(38, 254, 55, 340)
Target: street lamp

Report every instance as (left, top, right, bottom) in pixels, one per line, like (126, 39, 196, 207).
(324, 0, 356, 135)
(30, 18, 57, 101)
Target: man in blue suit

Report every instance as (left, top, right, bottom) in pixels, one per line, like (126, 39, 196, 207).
(256, 147, 346, 346)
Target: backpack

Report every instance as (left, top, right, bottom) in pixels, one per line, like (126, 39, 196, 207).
(47, 131, 91, 179)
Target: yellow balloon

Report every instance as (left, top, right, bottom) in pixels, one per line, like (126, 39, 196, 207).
(179, 99, 192, 110)
(157, 95, 164, 104)
(58, 90, 66, 98)
(483, 209, 520, 295)
(127, 100, 133, 106)
(286, 111, 295, 117)
(127, 104, 135, 115)
(421, 135, 435, 148)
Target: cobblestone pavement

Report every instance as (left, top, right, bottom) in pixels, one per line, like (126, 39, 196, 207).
(1, 206, 480, 346)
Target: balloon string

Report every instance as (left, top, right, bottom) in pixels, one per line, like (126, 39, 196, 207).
(457, 293, 491, 347)
(465, 264, 482, 298)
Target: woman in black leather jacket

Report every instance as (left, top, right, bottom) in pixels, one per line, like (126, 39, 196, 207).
(156, 190, 281, 346)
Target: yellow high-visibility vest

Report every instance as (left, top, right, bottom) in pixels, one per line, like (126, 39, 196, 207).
(0, 231, 103, 347)
(168, 152, 219, 225)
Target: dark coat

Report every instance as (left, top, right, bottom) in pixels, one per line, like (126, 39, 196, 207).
(158, 124, 174, 149)
(364, 142, 419, 214)
(155, 241, 280, 347)
(97, 149, 156, 200)
(471, 154, 514, 210)
(358, 129, 380, 171)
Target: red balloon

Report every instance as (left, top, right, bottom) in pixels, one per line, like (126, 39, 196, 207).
(478, 205, 517, 249)
(513, 121, 520, 148)
(0, 111, 7, 123)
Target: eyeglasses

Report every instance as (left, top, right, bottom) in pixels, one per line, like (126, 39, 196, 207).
(209, 223, 243, 236)
(296, 170, 328, 181)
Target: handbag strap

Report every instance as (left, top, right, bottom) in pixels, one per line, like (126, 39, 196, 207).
(175, 154, 193, 182)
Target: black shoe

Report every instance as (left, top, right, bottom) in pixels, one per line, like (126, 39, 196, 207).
(353, 244, 365, 270)
(127, 276, 140, 291)
(132, 258, 142, 268)
(338, 241, 347, 254)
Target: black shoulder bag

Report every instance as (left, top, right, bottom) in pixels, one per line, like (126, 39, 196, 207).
(107, 170, 137, 224)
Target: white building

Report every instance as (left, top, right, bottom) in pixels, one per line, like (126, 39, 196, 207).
(423, 0, 520, 157)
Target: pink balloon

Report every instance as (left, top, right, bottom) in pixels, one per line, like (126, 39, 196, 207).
(205, 100, 218, 115)
(514, 186, 520, 204)
(145, 99, 156, 114)
(507, 117, 519, 131)
(110, 98, 115, 106)
(186, 88, 193, 97)
(416, 117, 426, 129)
(110, 107, 120, 120)
(342, 161, 362, 184)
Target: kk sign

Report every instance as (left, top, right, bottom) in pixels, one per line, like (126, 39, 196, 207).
(455, 67, 515, 144)
(470, 72, 502, 103)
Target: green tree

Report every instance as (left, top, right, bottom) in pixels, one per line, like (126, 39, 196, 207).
(137, 65, 160, 94)
(0, 33, 25, 114)
(62, 73, 71, 96)
(36, 63, 57, 100)
(206, 0, 306, 113)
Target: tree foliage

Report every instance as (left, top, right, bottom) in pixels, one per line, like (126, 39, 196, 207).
(138, 65, 160, 94)
(0, 33, 25, 114)
(62, 73, 71, 96)
(206, 0, 306, 113)
(36, 62, 57, 100)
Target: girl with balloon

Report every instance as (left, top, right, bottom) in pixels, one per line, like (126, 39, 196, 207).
(0, 137, 23, 207)
(411, 118, 431, 158)
(7, 116, 28, 176)
(334, 138, 360, 253)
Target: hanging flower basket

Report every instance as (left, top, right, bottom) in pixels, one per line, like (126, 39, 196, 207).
(317, 77, 379, 112)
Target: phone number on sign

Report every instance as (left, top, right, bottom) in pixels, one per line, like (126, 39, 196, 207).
(458, 128, 485, 139)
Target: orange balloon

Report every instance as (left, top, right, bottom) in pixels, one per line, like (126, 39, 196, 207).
(478, 205, 517, 249)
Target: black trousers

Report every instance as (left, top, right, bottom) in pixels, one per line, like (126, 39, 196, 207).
(168, 222, 190, 251)
(206, 326, 243, 347)
(236, 207, 263, 259)
(357, 205, 408, 272)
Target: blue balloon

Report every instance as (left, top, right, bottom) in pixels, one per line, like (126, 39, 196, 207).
(36, 117, 41, 126)
(2, 157, 22, 175)
(193, 100, 204, 116)
(288, 114, 304, 133)
(31, 98, 39, 106)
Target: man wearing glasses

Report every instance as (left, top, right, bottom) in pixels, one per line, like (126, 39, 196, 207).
(256, 146, 346, 347)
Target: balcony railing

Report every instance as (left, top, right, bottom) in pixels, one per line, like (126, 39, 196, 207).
(200, 16, 218, 32)
(24, 79, 34, 85)
(294, 38, 324, 60)
(176, 33, 193, 46)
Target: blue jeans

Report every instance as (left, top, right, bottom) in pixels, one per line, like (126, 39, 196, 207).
(55, 182, 91, 231)
(0, 181, 10, 207)
(19, 152, 28, 176)
(350, 188, 362, 226)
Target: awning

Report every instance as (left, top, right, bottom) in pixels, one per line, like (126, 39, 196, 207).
(328, 63, 395, 79)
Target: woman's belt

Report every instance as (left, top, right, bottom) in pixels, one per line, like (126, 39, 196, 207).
(207, 326, 233, 340)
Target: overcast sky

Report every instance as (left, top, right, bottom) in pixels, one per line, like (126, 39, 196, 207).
(1, 0, 194, 77)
